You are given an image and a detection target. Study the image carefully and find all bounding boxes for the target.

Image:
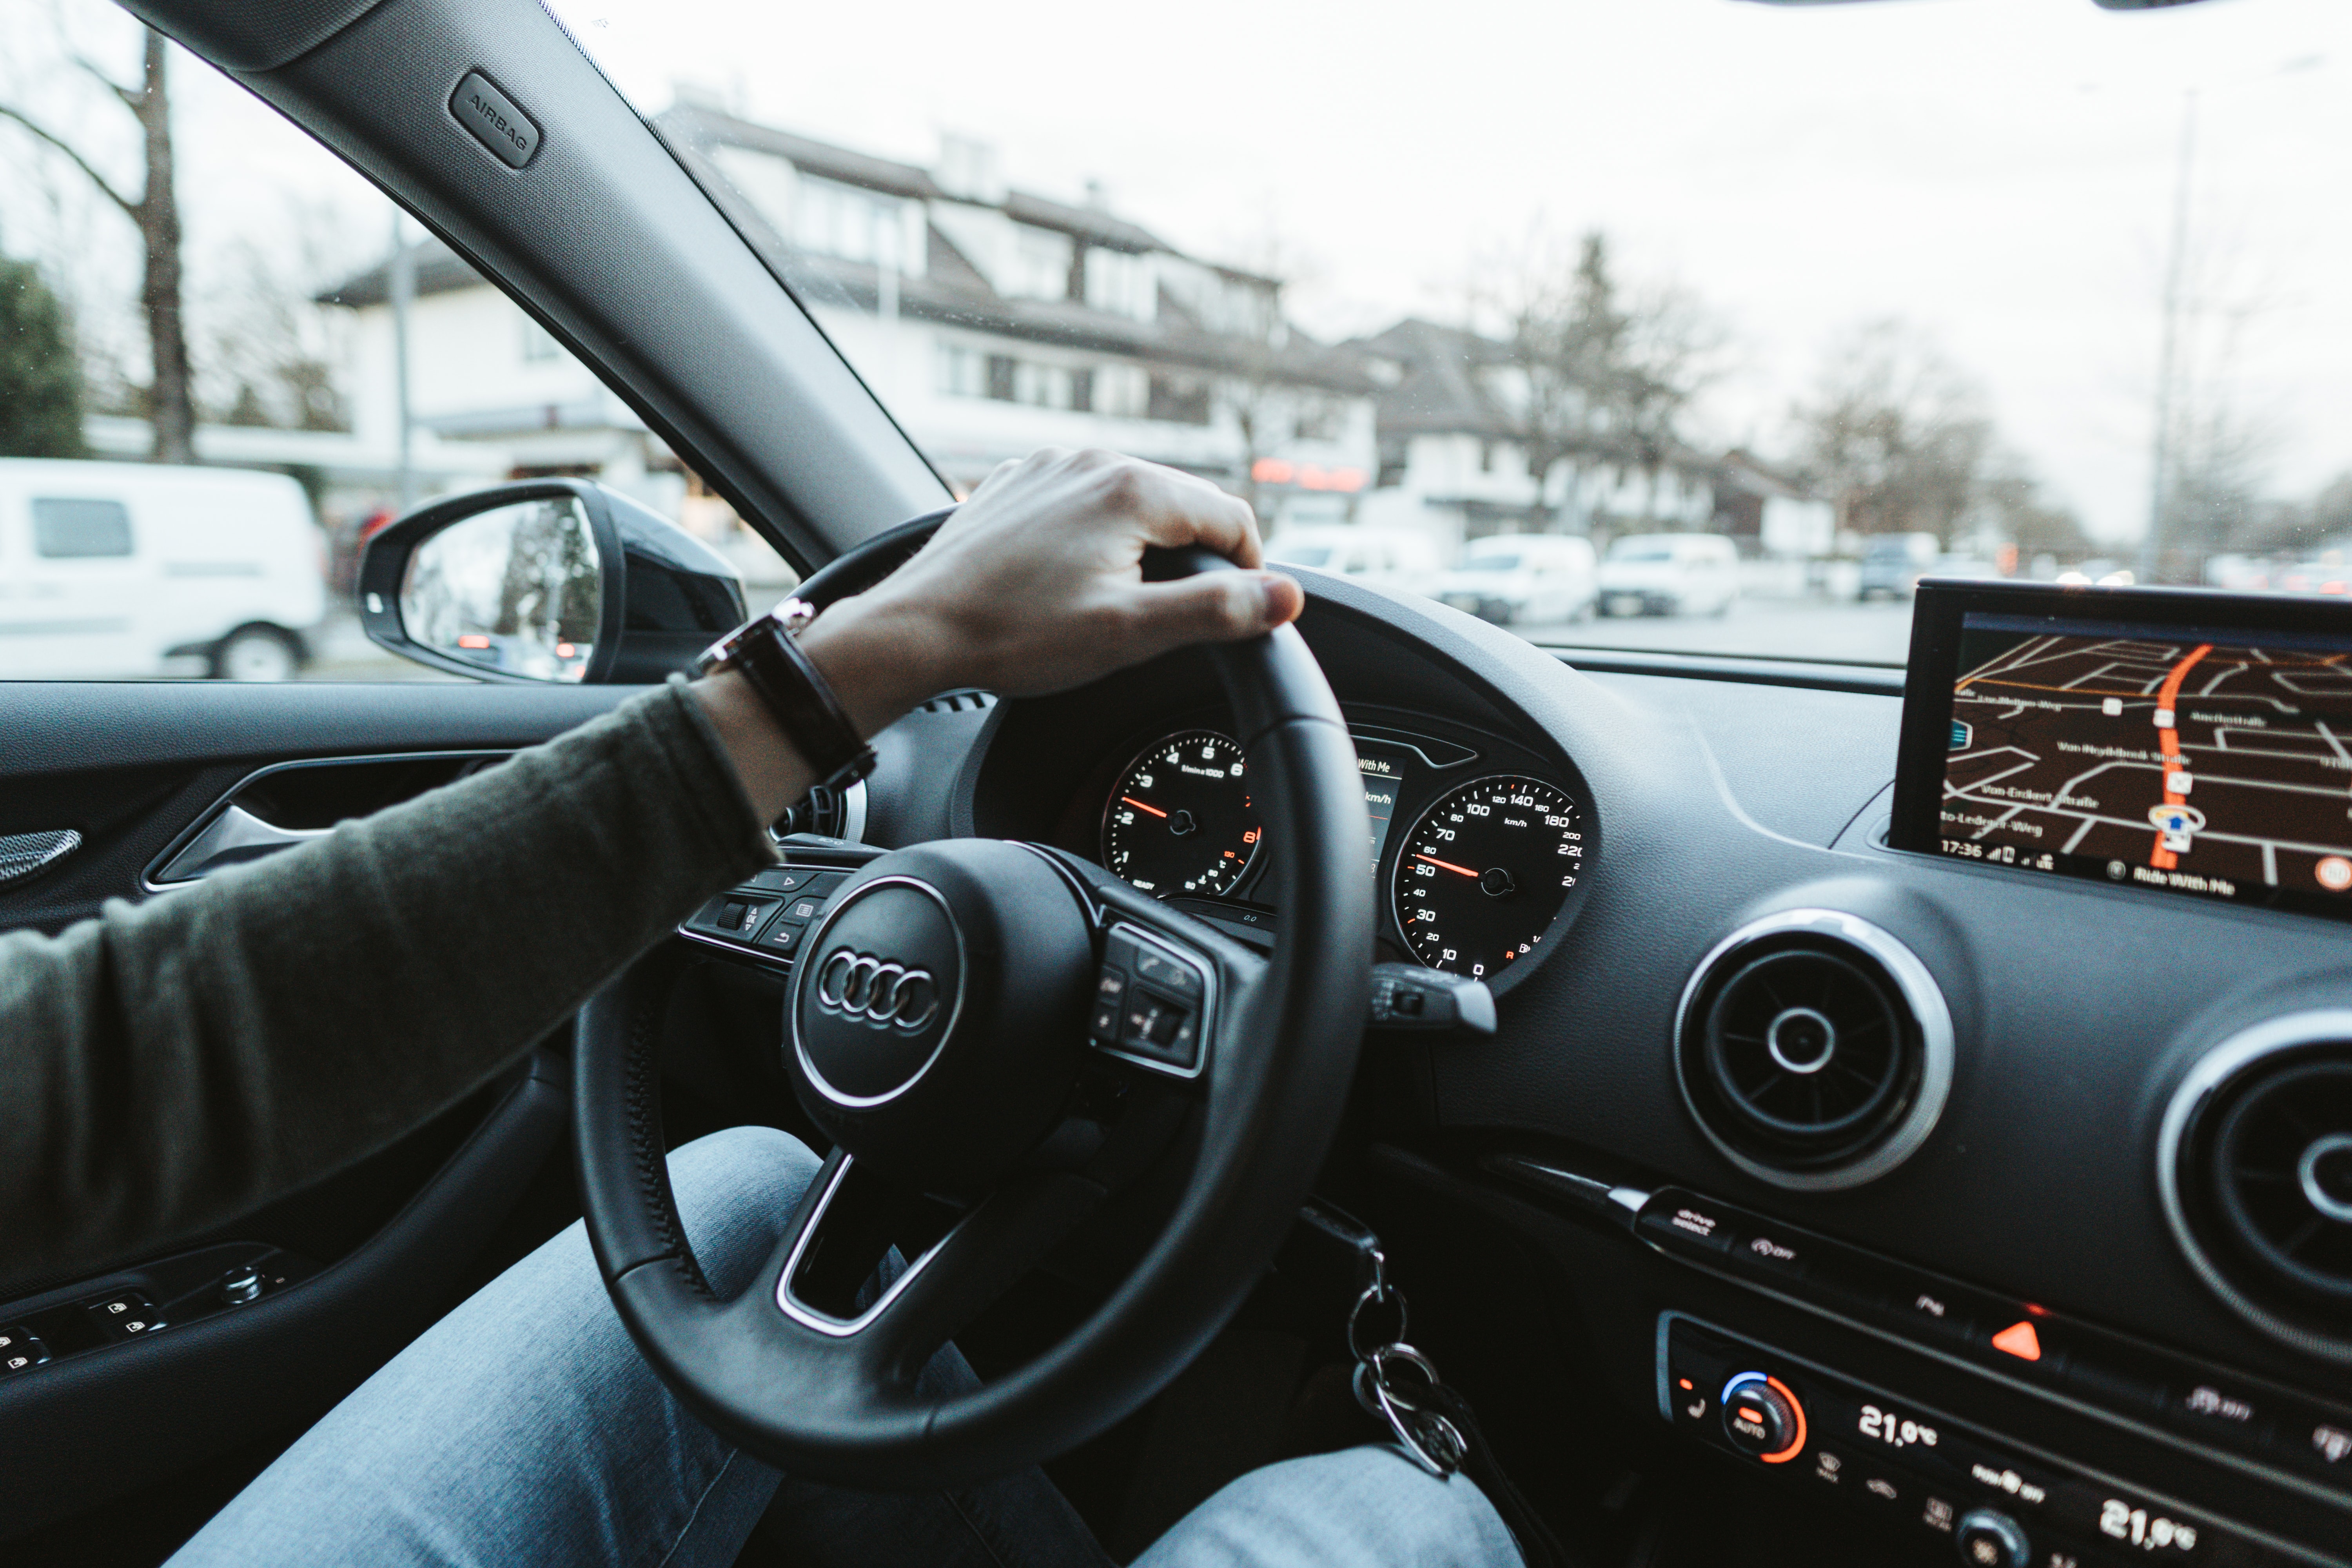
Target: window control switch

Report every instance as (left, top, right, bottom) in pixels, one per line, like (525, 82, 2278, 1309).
(85, 1291, 163, 1343)
(0, 1325, 49, 1374)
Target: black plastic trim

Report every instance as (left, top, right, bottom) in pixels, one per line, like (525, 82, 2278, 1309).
(0, 1050, 570, 1537)
(1544, 644, 1906, 696)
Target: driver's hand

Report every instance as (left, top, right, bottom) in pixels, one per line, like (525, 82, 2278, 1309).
(802, 448, 1306, 732)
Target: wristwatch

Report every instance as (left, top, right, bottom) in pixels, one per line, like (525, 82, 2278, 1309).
(693, 597, 877, 792)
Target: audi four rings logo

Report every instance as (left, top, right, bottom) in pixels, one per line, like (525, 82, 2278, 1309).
(814, 951, 941, 1030)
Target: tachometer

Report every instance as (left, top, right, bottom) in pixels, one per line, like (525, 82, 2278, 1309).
(1103, 730, 1260, 897)
(1392, 774, 1585, 978)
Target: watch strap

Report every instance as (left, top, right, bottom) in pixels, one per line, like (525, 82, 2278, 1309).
(696, 608, 876, 791)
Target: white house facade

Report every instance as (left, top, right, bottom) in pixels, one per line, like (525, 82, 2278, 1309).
(319, 110, 1380, 545)
(1345, 318, 1723, 558)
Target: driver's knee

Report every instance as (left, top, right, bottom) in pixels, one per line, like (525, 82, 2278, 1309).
(662, 1125, 826, 1298)
(1132, 1445, 1524, 1568)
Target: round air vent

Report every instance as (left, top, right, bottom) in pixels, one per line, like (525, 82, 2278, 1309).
(2160, 1014, 2352, 1363)
(1675, 909, 1954, 1191)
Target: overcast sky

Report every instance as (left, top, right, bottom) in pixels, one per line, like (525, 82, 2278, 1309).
(10, 0, 2350, 544)
(549, 0, 2352, 544)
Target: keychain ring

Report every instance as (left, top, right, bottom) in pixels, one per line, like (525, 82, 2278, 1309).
(1346, 1280, 1409, 1364)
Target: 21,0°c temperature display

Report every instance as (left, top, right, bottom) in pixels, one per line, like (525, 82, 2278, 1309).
(1391, 774, 1586, 978)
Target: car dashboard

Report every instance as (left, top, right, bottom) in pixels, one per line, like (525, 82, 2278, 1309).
(680, 568, 2352, 1568)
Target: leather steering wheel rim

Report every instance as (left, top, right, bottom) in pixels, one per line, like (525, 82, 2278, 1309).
(573, 511, 1374, 1489)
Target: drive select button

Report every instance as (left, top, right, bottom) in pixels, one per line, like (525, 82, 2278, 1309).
(1639, 1194, 1735, 1255)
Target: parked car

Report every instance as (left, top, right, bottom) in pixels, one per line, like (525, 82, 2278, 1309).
(1263, 525, 1445, 601)
(1595, 532, 1739, 617)
(2054, 557, 2137, 587)
(1433, 534, 1597, 625)
(1856, 532, 1942, 599)
(1927, 554, 2005, 583)
(0, 460, 325, 680)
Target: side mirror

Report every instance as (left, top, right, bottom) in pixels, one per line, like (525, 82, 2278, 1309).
(356, 479, 750, 684)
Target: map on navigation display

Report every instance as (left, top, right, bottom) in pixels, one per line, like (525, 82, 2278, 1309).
(1938, 615, 2352, 908)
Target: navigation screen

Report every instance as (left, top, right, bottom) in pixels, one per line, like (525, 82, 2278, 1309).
(1938, 612, 2352, 908)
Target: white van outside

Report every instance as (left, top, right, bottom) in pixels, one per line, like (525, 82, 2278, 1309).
(0, 460, 326, 680)
(1595, 532, 1740, 618)
(1433, 534, 1597, 626)
(1264, 524, 1446, 601)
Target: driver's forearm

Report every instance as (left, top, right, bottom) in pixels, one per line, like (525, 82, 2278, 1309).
(0, 679, 772, 1300)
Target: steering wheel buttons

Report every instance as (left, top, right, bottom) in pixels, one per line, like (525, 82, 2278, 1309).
(1119, 991, 1198, 1068)
(759, 919, 807, 955)
(1089, 965, 1129, 1043)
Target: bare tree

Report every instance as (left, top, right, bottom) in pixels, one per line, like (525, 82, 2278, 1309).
(1978, 452, 2090, 563)
(0, 25, 193, 462)
(2146, 236, 2284, 572)
(1790, 319, 1992, 545)
(202, 214, 359, 434)
(1484, 230, 1724, 529)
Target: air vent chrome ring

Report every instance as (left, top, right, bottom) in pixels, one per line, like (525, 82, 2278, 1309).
(2157, 1011, 2352, 1365)
(1673, 908, 1955, 1192)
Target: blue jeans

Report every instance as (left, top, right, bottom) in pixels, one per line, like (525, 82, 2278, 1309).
(167, 1127, 1521, 1568)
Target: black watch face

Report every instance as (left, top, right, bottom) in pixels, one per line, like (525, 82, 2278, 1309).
(1102, 730, 1260, 897)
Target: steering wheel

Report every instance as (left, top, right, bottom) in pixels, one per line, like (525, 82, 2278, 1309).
(573, 510, 1374, 1489)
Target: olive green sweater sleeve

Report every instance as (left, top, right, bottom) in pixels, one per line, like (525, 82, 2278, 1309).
(0, 679, 773, 1301)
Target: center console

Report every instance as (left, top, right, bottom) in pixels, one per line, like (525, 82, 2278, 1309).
(1628, 1178, 2352, 1566)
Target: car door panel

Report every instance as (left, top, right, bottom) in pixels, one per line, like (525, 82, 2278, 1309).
(0, 680, 636, 1540)
(0, 681, 636, 933)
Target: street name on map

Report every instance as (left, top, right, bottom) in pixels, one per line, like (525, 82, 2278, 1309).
(1938, 628, 2352, 905)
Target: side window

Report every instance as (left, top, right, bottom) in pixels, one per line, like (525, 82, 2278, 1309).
(31, 499, 134, 559)
(0, 24, 800, 683)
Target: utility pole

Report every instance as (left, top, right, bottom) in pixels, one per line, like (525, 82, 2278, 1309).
(2142, 90, 2196, 583)
(390, 209, 417, 512)
(873, 201, 900, 398)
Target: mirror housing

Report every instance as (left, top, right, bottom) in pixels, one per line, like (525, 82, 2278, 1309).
(357, 479, 750, 684)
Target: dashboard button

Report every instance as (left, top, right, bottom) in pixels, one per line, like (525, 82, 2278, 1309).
(1980, 1318, 2067, 1381)
(2270, 1402, 2352, 1481)
(1669, 1371, 1710, 1426)
(1884, 1283, 1979, 1347)
(1721, 1372, 1806, 1463)
(1638, 1195, 1735, 1255)
(1955, 1507, 2031, 1568)
(2167, 1381, 2270, 1454)
(1730, 1226, 1808, 1280)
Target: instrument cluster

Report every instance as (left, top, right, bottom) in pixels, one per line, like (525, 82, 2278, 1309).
(1097, 719, 1594, 986)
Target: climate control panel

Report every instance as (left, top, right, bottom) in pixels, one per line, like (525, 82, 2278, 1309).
(1661, 1315, 2323, 1566)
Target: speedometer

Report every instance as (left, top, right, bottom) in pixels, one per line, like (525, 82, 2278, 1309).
(1102, 730, 1260, 897)
(1392, 774, 1586, 978)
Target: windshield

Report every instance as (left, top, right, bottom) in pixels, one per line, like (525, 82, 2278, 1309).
(1464, 554, 1522, 573)
(552, 0, 2352, 666)
(1275, 545, 1336, 568)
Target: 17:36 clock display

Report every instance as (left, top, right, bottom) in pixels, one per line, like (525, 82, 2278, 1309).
(1391, 774, 1586, 978)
